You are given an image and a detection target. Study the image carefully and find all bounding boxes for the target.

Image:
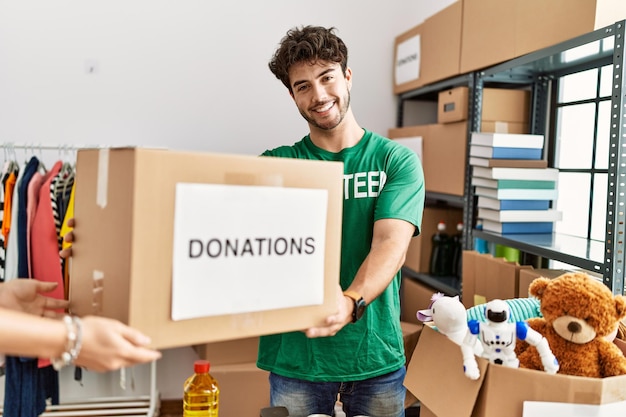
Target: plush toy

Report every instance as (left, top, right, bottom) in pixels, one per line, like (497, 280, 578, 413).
(516, 271, 626, 378)
(417, 293, 470, 346)
(460, 299, 559, 380)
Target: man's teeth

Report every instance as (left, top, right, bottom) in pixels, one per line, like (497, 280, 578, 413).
(316, 102, 334, 112)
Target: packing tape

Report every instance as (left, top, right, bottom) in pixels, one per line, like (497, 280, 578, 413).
(96, 148, 109, 208)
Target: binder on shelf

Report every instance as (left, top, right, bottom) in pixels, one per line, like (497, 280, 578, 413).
(470, 132, 545, 148)
(472, 166, 559, 181)
(471, 177, 556, 190)
(481, 219, 554, 234)
(469, 144, 542, 160)
(469, 156, 548, 169)
(478, 208, 563, 223)
(477, 196, 551, 211)
(474, 186, 558, 201)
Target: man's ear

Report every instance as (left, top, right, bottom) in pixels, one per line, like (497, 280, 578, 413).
(345, 67, 353, 90)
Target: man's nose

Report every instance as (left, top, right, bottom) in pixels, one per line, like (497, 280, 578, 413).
(311, 83, 327, 101)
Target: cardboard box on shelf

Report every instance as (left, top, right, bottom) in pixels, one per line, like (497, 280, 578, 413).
(461, 0, 623, 73)
(389, 122, 467, 196)
(437, 87, 530, 126)
(515, 0, 604, 57)
(393, 1, 462, 94)
(460, 0, 517, 73)
(406, 324, 626, 417)
(480, 121, 528, 134)
(69, 148, 343, 350)
(402, 205, 464, 275)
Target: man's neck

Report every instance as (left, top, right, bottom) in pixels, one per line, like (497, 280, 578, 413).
(309, 113, 364, 153)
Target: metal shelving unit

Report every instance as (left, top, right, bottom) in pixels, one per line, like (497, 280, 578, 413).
(470, 20, 626, 294)
(396, 20, 626, 295)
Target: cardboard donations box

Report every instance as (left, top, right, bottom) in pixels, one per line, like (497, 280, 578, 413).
(406, 325, 626, 417)
(69, 148, 343, 350)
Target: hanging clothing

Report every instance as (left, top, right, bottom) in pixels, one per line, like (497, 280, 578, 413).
(16, 156, 40, 278)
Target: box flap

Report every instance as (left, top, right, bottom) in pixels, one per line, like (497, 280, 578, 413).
(405, 324, 486, 417)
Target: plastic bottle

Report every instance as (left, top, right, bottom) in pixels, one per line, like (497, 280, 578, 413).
(430, 221, 452, 276)
(183, 360, 220, 417)
(450, 222, 463, 278)
(473, 220, 489, 254)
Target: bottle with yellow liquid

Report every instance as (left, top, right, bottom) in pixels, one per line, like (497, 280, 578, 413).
(183, 360, 220, 417)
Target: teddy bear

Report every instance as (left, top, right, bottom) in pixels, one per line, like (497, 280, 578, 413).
(516, 271, 626, 377)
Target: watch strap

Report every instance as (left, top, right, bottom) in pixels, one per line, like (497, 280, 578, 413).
(343, 290, 362, 303)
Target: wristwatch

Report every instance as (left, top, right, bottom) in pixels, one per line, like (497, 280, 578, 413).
(344, 290, 367, 323)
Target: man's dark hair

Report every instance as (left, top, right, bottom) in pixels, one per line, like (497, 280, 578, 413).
(269, 25, 349, 93)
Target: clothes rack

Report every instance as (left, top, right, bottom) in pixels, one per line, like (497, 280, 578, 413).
(0, 142, 160, 417)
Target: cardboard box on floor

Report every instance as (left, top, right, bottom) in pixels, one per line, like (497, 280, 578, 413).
(69, 148, 343, 350)
(406, 325, 626, 417)
(389, 122, 467, 196)
(518, 268, 570, 297)
(211, 363, 270, 417)
(461, 250, 533, 308)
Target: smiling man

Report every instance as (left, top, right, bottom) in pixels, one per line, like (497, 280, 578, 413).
(256, 26, 425, 417)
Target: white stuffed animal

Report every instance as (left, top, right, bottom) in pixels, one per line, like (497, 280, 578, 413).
(417, 293, 470, 346)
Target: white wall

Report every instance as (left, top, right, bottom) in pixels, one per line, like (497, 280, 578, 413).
(0, 0, 456, 402)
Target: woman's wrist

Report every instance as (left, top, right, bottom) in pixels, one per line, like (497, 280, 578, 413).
(50, 315, 83, 370)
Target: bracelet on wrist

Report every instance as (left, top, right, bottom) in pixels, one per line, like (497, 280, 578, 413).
(51, 315, 83, 371)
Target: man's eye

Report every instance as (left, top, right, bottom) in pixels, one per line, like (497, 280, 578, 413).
(297, 85, 308, 92)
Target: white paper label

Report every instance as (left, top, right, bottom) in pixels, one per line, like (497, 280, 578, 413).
(395, 34, 421, 85)
(171, 183, 328, 321)
(392, 136, 423, 161)
(523, 400, 626, 416)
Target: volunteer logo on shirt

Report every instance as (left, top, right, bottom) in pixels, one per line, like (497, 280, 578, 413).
(188, 236, 316, 258)
(344, 171, 387, 199)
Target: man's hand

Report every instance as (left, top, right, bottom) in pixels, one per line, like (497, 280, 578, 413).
(0, 280, 69, 317)
(304, 284, 352, 338)
(59, 217, 75, 259)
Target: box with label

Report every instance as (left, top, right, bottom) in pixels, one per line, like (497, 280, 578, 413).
(389, 122, 467, 196)
(393, 0, 462, 94)
(406, 324, 626, 417)
(437, 87, 530, 127)
(69, 148, 343, 349)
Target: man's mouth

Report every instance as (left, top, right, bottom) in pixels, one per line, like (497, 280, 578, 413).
(314, 101, 335, 113)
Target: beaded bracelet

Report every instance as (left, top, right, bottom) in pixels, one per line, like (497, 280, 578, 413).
(51, 315, 83, 371)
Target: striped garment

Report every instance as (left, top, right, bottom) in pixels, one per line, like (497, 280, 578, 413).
(466, 297, 542, 323)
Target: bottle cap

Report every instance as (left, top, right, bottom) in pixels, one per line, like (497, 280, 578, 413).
(194, 360, 210, 373)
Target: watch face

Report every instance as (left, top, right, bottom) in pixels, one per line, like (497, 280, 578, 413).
(354, 298, 366, 321)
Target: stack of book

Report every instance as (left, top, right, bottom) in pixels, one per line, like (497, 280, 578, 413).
(470, 132, 561, 234)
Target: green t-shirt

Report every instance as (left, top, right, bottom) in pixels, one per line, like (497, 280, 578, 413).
(256, 129, 425, 382)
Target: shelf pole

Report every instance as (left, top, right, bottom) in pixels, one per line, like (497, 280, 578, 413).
(604, 20, 626, 295)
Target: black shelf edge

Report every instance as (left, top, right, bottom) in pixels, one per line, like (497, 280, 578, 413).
(399, 73, 474, 101)
(401, 266, 461, 296)
(473, 229, 604, 274)
(425, 192, 465, 208)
